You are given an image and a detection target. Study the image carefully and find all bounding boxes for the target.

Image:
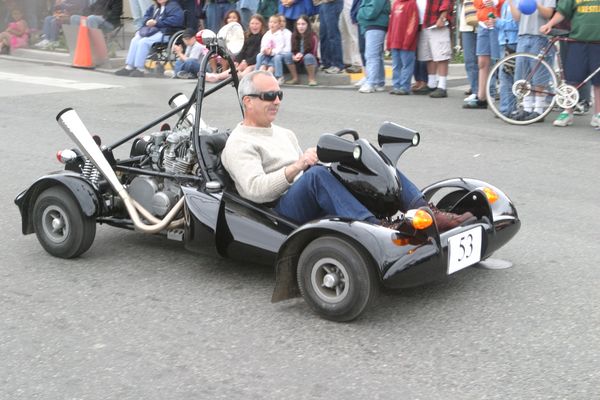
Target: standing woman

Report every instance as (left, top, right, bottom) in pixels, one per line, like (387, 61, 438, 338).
(283, 15, 319, 85)
(115, 0, 184, 77)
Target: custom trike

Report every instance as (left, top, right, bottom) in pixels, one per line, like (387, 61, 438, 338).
(15, 23, 520, 321)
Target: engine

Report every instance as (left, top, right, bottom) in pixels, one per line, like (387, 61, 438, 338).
(127, 126, 197, 217)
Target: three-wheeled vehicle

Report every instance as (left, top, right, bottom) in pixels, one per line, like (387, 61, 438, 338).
(15, 23, 520, 321)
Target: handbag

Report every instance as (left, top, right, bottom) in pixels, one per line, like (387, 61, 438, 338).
(139, 26, 159, 37)
(464, 0, 478, 28)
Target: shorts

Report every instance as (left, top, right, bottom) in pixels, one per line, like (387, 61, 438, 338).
(564, 42, 600, 86)
(476, 27, 500, 60)
(417, 27, 451, 62)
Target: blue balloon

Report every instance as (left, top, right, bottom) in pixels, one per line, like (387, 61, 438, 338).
(518, 0, 537, 15)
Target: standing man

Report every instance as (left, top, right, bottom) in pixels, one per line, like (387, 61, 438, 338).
(340, 0, 363, 73)
(318, 0, 346, 74)
(414, 0, 454, 98)
(222, 70, 474, 231)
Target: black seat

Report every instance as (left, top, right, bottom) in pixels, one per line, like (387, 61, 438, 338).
(198, 132, 232, 188)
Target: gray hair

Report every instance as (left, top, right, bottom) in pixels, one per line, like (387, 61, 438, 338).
(238, 70, 275, 105)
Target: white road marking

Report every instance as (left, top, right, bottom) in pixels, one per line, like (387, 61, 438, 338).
(0, 71, 122, 90)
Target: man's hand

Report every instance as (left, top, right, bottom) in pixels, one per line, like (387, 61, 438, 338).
(285, 148, 319, 182)
(540, 23, 552, 35)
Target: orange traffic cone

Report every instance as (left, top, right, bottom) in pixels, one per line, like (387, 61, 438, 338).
(72, 17, 93, 68)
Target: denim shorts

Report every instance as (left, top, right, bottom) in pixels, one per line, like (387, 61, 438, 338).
(476, 27, 500, 59)
(565, 42, 600, 86)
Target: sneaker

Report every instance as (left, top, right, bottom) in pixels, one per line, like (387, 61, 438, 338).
(413, 85, 434, 95)
(553, 111, 574, 127)
(358, 84, 375, 93)
(354, 77, 366, 87)
(163, 70, 175, 78)
(319, 65, 328, 71)
(464, 93, 477, 102)
(390, 88, 410, 95)
(34, 39, 49, 48)
(345, 65, 362, 73)
(463, 99, 488, 109)
(115, 67, 132, 76)
(308, 79, 318, 86)
(430, 204, 476, 232)
(129, 69, 145, 78)
(574, 101, 590, 115)
(285, 78, 298, 85)
(527, 111, 545, 123)
(176, 71, 194, 79)
(429, 88, 447, 98)
(591, 113, 600, 127)
(325, 66, 342, 74)
(375, 85, 385, 92)
(464, 88, 473, 95)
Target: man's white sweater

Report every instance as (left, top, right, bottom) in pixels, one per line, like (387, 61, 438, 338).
(221, 122, 302, 204)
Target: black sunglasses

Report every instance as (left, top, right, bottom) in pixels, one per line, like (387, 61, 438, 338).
(245, 91, 284, 102)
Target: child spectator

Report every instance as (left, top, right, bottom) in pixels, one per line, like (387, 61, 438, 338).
(494, 0, 518, 116)
(541, 0, 600, 128)
(357, 0, 390, 93)
(257, 14, 290, 83)
(205, 13, 266, 82)
(283, 14, 319, 85)
(387, 0, 419, 95)
(0, 7, 28, 55)
(463, 0, 503, 109)
(508, 0, 555, 121)
(165, 28, 207, 78)
(34, 0, 87, 50)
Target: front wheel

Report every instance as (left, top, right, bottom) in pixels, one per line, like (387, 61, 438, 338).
(486, 52, 558, 125)
(33, 186, 96, 258)
(297, 236, 379, 322)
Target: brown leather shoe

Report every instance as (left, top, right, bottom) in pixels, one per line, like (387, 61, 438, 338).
(430, 206, 476, 232)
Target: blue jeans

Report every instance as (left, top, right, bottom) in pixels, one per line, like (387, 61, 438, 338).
(42, 15, 61, 41)
(515, 34, 553, 87)
(175, 58, 201, 75)
(205, 2, 236, 33)
(364, 29, 386, 87)
(274, 166, 426, 224)
(318, 0, 344, 69)
(391, 49, 415, 91)
(283, 53, 318, 66)
(461, 31, 478, 94)
(499, 44, 516, 115)
(70, 15, 114, 31)
(258, 53, 285, 77)
(126, 31, 164, 69)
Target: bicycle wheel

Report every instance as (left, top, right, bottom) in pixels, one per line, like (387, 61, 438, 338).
(162, 30, 186, 72)
(487, 52, 558, 125)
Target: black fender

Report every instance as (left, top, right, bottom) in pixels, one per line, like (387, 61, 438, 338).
(271, 219, 395, 303)
(14, 172, 102, 235)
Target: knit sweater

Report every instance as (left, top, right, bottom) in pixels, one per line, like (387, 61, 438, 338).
(221, 123, 303, 204)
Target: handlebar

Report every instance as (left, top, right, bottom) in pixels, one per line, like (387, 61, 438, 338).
(333, 129, 359, 141)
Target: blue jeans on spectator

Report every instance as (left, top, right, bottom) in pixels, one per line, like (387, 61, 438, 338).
(70, 15, 114, 31)
(364, 29, 386, 88)
(259, 53, 286, 77)
(461, 31, 478, 94)
(283, 53, 318, 67)
(205, 2, 236, 33)
(126, 31, 164, 69)
(319, 0, 344, 69)
(42, 15, 61, 41)
(175, 58, 201, 75)
(499, 44, 516, 115)
(515, 34, 553, 87)
(274, 166, 427, 224)
(391, 49, 415, 92)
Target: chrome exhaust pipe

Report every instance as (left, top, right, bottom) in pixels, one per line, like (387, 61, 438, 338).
(56, 108, 183, 233)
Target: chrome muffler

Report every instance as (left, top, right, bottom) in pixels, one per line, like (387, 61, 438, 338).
(56, 108, 183, 233)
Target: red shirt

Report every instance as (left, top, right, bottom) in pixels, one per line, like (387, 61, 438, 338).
(422, 0, 454, 28)
(387, 0, 419, 51)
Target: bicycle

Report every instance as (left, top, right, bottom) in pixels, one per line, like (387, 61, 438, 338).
(486, 29, 600, 125)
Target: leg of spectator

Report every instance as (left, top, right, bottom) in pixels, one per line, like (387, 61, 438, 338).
(340, 0, 362, 70)
(461, 30, 478, 95)
(391, 49, 401, 89)
(363, 29, 385, 88)
(318, 6, 330, 69)
(133, 32, 162, 70)
(304, 54, 318, 84)
(272, 54, 284, 79)
(126, 34, 142, 67)
(321, 0, 344, 70)
(400, 50, 415, 92)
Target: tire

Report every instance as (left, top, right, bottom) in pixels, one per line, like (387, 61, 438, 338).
(486, 52, 558, 125)
(33, 186, 96, 259)
(162, 30, 186, 71)
(297, 235, 379, 322)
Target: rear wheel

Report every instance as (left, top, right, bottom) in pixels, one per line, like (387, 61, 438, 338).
(486, 53, 558, 125)
(33, 186, 96, 258)
(297, 236, 378, 322)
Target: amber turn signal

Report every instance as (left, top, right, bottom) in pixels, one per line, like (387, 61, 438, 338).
(483, 187, 499, 203)
(406, 209, 433, 230)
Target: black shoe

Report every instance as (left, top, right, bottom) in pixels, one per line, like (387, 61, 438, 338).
(527, 111, 545, 123)
(462, 99, 488, 109)
(115, 67, 132, 76)
(413, 86, 435, 95)
(429, 88, 448, 98)
(129, 69, 145, 77)
(464, 88, 472, 95)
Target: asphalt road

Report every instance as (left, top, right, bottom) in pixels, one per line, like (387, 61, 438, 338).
(1, 58, 599, 400)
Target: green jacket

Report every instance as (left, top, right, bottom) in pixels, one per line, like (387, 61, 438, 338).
(357, 0, 390, 34)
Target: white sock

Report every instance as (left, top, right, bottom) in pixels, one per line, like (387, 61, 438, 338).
(427, 74, 438, 89)
(437, 76, 447, 90)
(523, 96, 534, 112)
(534, 96, 546, 114)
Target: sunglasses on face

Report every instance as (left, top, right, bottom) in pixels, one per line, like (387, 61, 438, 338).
(245, 91, 284, 102)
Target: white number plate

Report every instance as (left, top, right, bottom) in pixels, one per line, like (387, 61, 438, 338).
(447, 226, 482, 275)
